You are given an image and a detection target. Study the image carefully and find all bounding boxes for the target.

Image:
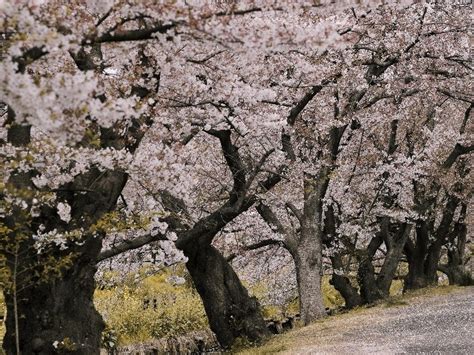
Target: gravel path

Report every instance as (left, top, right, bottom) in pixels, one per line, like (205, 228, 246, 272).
(282, 287, 474, 355)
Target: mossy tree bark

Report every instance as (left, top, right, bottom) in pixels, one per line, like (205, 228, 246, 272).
(3, 239, 105, 355)
(1, 43, 154, 354)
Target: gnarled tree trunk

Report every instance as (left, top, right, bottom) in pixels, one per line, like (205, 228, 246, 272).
(440, 204, 473, 286)
(3, 239, 104, 355)
(404, 221, 431, 291)
(329, 255, 363, 309)
(182, 241, 270, 349)
(2, 159, 128, 354)
(404, 196, 460, 291)
(357, 235, 384, 304)
(441, 265, 473, 286)
(376, 223, 412, 296)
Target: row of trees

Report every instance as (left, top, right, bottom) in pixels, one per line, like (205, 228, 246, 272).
(0, 1, 472, 354)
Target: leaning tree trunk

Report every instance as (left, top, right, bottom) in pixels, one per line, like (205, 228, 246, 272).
(182, 241, 270, 349)
(292, 235, 327, 324)
(376, 223, 412, 296)
(3, 238, 104, 355)
(329, 255, 363, 309)
(357, 235, 384, 304)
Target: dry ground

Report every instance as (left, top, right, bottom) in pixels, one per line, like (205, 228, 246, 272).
(240, 286, 474, 354)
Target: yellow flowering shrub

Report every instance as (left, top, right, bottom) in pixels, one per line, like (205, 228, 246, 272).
(94, 267, 208, 346)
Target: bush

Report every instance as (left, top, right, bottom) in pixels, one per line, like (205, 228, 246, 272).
(94, 267, 208, 346)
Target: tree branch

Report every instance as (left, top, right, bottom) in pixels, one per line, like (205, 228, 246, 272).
(442, 143, 474, 169)
(91, 22, 177, 43)
(207, 129, 247, 201)
(97, 233, 167, 262)
(287, 75, 340, 126)
(256, 203, 287, 236)
(438, 88, 474, 104)
(244, 148, 275, 193)
(226, 238, 284, 262)
(13, 46, 48, 73)
(460, 102, 473, 135)
(285, 202, 303, 223)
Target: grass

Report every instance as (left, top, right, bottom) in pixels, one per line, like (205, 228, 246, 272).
(0, 280, 465, 355)
(237, 285, 465, 354)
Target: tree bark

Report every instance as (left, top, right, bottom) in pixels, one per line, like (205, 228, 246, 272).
(404, 196, 459, 291)
(329, 255, 363, 309)
(441, 265, 473, 286)
(3, 239, 104, 355)
(2, 166, 127, 354)
(182, 241, 270, 349)
(376, 223, 412, 296)
(292, 237, 327, 324)
(404, 221, 431, 291)
(441, 204, 473, 286)
(357, 235, 384, 304)
(256, 200, 327, 325)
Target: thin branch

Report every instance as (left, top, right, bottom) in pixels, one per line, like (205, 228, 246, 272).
(97, 233, 167, 262)
(256, 203, 288, 236)
(287, 75, 340, 125)
(95, 6, 114, 27)
(460, 102, 473, 135)
(206, 129, 247, 200)
(285, 202, 303, 223)
(244, 148, 275, 192)
(91, 22, 177, 43)
(226, 238, 284, 262)
(187, 50, 225, 64)
(438, 88, 474, 104)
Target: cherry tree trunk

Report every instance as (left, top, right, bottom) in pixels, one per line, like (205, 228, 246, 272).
(330, 274, 363, 309)
(329, 256, 363, 309)
(424, 243, 443, 285)
(292, 236, 327, 324)
(443, 266, 473, 286)
(404, 222, 431, 291)
(2, 239, 104, 355)
(443, 205, 472, 286)
(404, 258, 430, 291)
(357, 235, 384, 304)
(404, 244, 440, 291)
(376, 224, 412, 296)
(183, 242, 270, 349)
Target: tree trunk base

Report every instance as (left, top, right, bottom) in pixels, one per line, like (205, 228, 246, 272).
(294, 252, 327, 324)
(3, 241, 104, 355)
(445, 266, 474, 286)
(330, 274, 363, 309)
(183, 242, 270, 349)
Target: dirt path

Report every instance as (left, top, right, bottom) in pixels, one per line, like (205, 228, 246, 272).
(244, 286, 474, 354)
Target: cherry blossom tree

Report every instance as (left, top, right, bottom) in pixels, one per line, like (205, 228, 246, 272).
(1, 1, 471, 354)
(326, 2, 472, 303)
(220, 1, 472, 313)
(0, 0, 364, 352)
